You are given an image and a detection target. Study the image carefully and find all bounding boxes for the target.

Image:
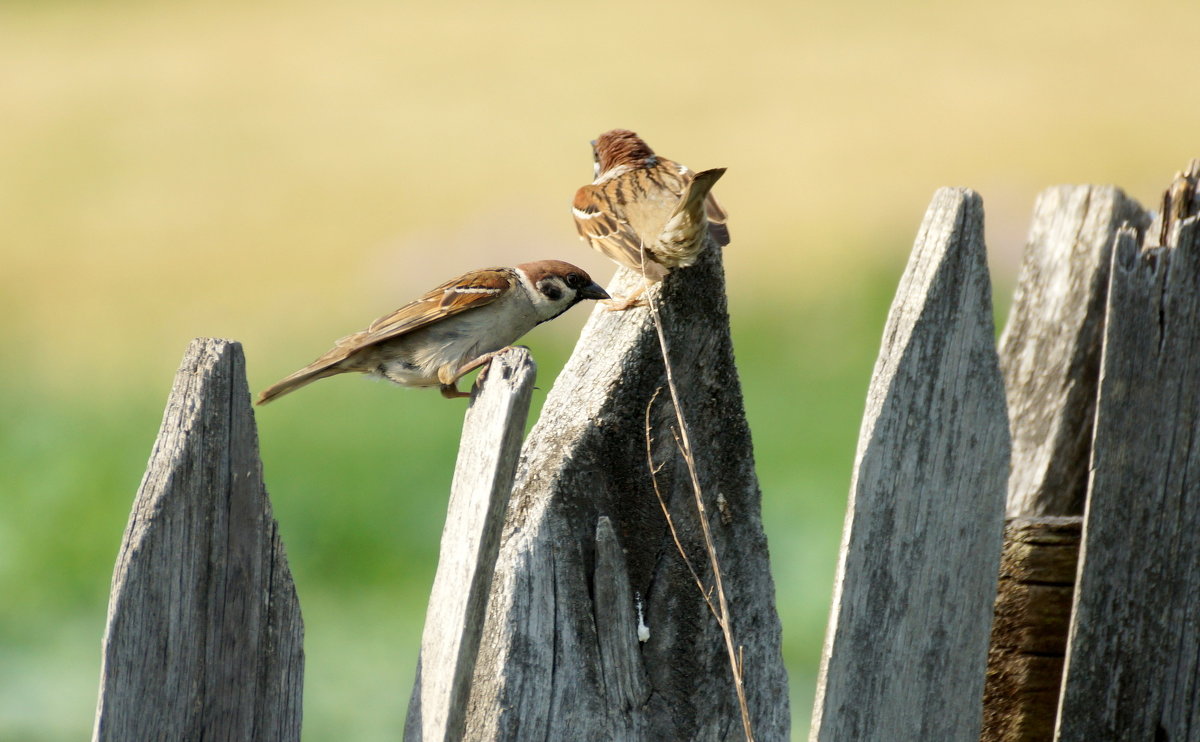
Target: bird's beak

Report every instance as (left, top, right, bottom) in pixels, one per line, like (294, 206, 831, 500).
(579, 282, 610, 301)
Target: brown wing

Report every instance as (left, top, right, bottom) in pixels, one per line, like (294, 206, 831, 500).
(256, 268, 514, 404)
(572, 184, 667, 279)
(356, 267, 515, 344)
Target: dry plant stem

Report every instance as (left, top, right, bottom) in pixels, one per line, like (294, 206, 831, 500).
(644, 389, 714, 611)
(644, 281, 755, 742)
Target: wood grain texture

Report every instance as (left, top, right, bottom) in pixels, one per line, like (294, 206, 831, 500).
(809, 188, 1010, 742)
(1056, 216, 1200, 742)
(93, 338, 304, 742)
(982, 516, 1082, 742)
(461, 246, 789, 741)
(404, 348, 537, 742)
(999, 186, 1148, 517)
(593, 516, 652, 741)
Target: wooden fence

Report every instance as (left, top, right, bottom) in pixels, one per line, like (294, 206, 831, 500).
(93, 161, 1200, 741)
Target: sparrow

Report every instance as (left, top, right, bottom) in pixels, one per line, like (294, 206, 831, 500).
(572, 129, 729, 309)
(256, 260, 608, 405)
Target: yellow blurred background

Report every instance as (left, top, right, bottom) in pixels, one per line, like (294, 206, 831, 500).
(2, 0, 1197, 739)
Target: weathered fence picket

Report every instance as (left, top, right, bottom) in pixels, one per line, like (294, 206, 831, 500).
(405, 348, 537, 742)
(982, 184, 1148, 741)
(1057, 196, 1200, 741)
(452, 246, 790, 741)
(998, 185, 1149, 518)
(92, 339, 303, 742)
(809, 188, 1010, 742)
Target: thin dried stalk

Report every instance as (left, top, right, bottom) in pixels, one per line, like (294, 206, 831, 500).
(645, 388, 715, 614)
(643, 277, 754, 742)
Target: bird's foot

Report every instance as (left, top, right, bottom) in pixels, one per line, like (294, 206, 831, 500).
(439, 384, 470, 399)
(604, 296, 648, 311)
(603, 284, 649, 311)
(448, 346, 526, 394)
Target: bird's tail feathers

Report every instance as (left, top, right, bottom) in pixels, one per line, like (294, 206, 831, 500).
(675, 167, 726, 219)
(654, 167, 727, 264)
(701, 169, 731, 247)
(256, 365, 343, 405)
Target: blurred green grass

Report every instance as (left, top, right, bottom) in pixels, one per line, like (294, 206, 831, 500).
(2, 0, 1198, 739)
(0, 285, 900, 741)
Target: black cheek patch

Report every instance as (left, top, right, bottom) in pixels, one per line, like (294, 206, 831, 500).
(538, 280, 563, 302)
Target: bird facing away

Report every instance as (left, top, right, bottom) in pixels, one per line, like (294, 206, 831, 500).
(256, 260, 608, 405)
(572, 129, 729, 308)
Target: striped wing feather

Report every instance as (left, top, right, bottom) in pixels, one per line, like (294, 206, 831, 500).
(358, 268, 514, 344)
(257, 268, 514, 404)
(574, 159, 729, 278)
(572, 185, 652, 273)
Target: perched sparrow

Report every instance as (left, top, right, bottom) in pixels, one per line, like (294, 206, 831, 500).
(572, 129, 729, 308)
(256, 260, 608, 404)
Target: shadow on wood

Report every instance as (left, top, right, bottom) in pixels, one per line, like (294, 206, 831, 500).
(93, 339, 303, 742)
(982, 516, 1081, 742)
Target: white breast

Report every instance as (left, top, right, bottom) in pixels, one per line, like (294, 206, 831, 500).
(374, 288, 541, 388)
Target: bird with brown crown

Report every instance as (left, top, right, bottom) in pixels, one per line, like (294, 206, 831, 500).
(257, 260, 607, 404)
(572, 129, 729, 309)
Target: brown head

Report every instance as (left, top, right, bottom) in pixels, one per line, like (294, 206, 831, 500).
(592, 129, 657, 177)
(516, 260, 609, 320)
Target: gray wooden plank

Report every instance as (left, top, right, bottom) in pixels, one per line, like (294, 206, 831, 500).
(92, 338, 304, 742)
(403, 347, 537, 742)
(999, 186, 1148, 517)
(463, 245, 790, 741)
(1056, 215, 1200, 741)
(809, 188, 1010, 742)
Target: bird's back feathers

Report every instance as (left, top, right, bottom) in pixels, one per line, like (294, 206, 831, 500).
(573, 151, 729, 279)
(256, 268, 517, 405)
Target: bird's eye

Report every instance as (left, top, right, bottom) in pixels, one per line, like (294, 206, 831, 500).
(566, 273, 583, 288)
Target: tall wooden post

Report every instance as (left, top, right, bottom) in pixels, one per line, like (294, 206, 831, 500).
(810, 188, 1010, 741)
(417, 246, 791, 741)
(93, 339, 304, 742)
